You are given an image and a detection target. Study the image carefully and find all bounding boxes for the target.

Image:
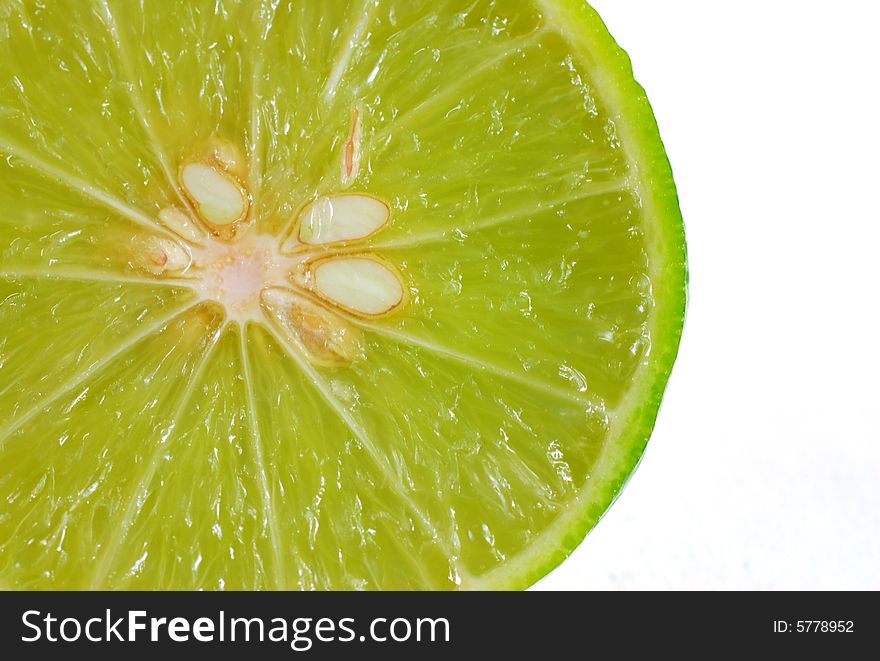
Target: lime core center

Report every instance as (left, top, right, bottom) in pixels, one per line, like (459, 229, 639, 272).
(192, 233, 290, 323)
(135, 130, 405, 366)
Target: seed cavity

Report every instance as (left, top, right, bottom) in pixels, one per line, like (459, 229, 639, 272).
(180, 162, 249, 229)
(205, 137, 247, 180)
(260, 287, 364, 366)
(295, 194, 390, 247)
(295, 255, 404, 317)
(158, 206, 205, 243)
(133, 236, 192, 276)
(342, 107, 362, 184)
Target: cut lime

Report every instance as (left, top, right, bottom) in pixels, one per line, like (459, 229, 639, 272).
(0, 0, 686, 590)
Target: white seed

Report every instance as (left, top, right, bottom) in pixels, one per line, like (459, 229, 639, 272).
(158, 206, 205, 243)
(310, 256, 404, 317)
(180, 162, 248, 226)
(298, 194, 390, 246)
(260, 287, 363, 366)
(135, 236, 191, 276)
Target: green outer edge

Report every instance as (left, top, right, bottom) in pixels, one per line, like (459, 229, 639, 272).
(466, 0, 688, 590)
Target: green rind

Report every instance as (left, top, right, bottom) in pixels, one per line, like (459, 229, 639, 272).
(471, 0, 688, 590)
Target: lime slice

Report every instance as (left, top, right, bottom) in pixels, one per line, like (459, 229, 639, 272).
(0, 0, 686, 590)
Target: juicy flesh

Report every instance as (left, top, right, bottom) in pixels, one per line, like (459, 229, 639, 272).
(0, 0, 654, 589)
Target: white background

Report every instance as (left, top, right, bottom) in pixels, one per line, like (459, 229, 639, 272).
(536, 1, 880, 590)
